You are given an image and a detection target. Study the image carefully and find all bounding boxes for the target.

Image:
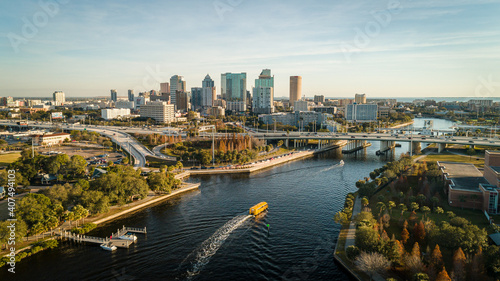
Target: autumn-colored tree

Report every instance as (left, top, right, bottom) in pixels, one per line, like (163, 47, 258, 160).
(381, 230, 390, 243)
(401, 227, 410, 244)
(413, 221, 426, 243)
(430, 244, 443, 269)
(470, 246, 485, 279)
(452, 247, 466, 281)
(411, 242, 421, 259)
(409, 211, 418, 223)
(435, 267, 451, 281)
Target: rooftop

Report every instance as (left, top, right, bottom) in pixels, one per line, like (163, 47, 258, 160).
(491, 166, 500, 173)
(438, 161, 488, 191)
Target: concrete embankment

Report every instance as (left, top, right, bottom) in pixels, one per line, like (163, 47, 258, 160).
(91, 183, 200, 226)
(188, 141, 346, 175)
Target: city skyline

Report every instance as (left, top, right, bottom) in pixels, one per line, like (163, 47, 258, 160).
(1, 0, 499, 98)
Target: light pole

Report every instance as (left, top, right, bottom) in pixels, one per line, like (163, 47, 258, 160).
(212, 125, 215, 166)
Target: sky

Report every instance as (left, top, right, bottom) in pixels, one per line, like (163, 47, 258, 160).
(1, 0, 500, 99)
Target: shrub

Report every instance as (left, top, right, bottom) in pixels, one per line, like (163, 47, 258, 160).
(346, 245, 361, 260)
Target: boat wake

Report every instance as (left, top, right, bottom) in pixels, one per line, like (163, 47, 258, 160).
(316, 160, 344, 174)
(183, 214, 252, 278)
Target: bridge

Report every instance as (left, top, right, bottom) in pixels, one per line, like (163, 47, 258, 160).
(2, 120, 499, 167)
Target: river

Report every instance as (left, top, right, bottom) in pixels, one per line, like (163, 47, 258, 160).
(2, 118, 454, 281)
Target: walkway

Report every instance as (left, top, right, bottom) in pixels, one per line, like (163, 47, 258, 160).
(344, 196, 385, 281)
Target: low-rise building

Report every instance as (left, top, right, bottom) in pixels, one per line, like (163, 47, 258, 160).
(101, 108, 131, 120)
(140, 101, 175, 123)
(32, 133, 70, 146)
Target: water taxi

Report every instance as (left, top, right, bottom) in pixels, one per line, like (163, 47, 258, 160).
(249, 202, 268, 216)
(100, 242, 117, 251)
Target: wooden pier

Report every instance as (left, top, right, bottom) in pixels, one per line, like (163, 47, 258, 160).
(61, 225, 147, 249)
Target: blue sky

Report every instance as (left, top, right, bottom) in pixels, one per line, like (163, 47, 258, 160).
(1, 0, 499, 99)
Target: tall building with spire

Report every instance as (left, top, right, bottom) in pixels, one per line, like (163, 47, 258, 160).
(289, 76, 302, 108)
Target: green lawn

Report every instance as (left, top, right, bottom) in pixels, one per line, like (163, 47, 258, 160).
(0, 152, 21, 166)
(418, 153, 484, 168)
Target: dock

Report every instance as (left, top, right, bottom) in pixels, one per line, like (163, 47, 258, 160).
(61, 225, 147, 249)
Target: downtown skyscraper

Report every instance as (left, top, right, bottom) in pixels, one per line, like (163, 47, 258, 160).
(289, 76, 302, 108)
(170, 75, 186, 108)
(252, 69, 274, 114)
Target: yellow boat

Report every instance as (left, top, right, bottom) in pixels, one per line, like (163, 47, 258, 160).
(249, 202, 268, 216)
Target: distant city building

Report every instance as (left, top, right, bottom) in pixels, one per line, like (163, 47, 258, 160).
(311, 106, 337, 115)
(32, 133, 70, 146)
(134, 96, 150, 110)
(258, 111, 332, 129)
(111, 89, 118, 102)
(170, 75, 186, 108)
(355, 93, 366, 104)
(53, 91, 65, 105)
(314, 95, 325, 104)
(191, 87, 203, 111)
(378, 106, 393, 118)
(289, 76, 302, 108)
(345, 104, 378, 122)
(221, 72, 247, 103)
(101, 108, 131, 120)
(128, 89, 134, 102)
(469, 99, 493, 111)
(207, 106, 225, 117)
(1, 96, 14, 107)
(160, 83, 170, 95)
(176, 91, 190, 112)
(294, 100, 310, 112)
(191, 74, 216, 111)
(115, 101, 135, 110)
(213, 99, 227, 109)
(140, 101, 175, 123)
(226, 101, 246, 112)
(253, 69, 275, 114)
(338, 99, 353, 106)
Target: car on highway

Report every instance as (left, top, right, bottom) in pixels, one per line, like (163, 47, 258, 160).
(469, 141, 474, 143)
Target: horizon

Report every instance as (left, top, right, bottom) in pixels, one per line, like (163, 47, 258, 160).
(1, 1, 499, 99)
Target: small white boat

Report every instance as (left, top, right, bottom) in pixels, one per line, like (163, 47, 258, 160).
(339, 160, 344, 166)
(118, 234, 137, 241)
(100, 242, 117, 251)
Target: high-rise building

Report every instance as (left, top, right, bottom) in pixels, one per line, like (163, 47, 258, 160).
(128, 89, 134, 102)
(202, 74, 215, 88)
(170, 75, 186, 108)
(345, 104, 378, 122)
(289, 76, 302, 107)
(314, 95, 325, 104)
(176, 91, 189, 112)
(202, 74, 216, 109)
(191, 87, 203, 111)
(110, 89, 118, 102)
(139, 101, 175, 123)
(253, 69, 275, 114)
(53, 91, 65, 105)
(160, 83, 170, 95)
(355, 93, 366, 104)
(221, 72, 246, 103)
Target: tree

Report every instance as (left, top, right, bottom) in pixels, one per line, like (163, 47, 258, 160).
(434, 207, 444, 214)
(421, 206, 431, 219)
(376, 202, 386, 218)
(399, 203, 408, 216)
(355, 251, 390, 280)
(411, 242, 421, 259)
(414, 221, 426, 243)
(431, 196, 439, 208)
(412, 273, 430, 281)
(410, 202, 419, 212)
(452, 247, 466, 281)
(401, 227, 410, 244)
(361, 197, 369, 209)
(429, 244, 443, 272)
(435, 267, 451, 281)
(388, 201, 396, 215)
(355, 226, 380, 253)
(417, 194, 427, 206)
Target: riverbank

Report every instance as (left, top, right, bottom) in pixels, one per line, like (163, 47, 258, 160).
(188, 141, 346, 175)
(1, 182, 200, 259)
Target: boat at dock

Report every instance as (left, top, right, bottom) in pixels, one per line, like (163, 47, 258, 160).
(339, 160, 344, 166)
(118, 233, 137, 241)
(100, 242, 117, 251)
(249, 202, 268, 216)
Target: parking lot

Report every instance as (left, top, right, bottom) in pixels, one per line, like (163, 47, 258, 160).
(37, 145, 124, 161)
